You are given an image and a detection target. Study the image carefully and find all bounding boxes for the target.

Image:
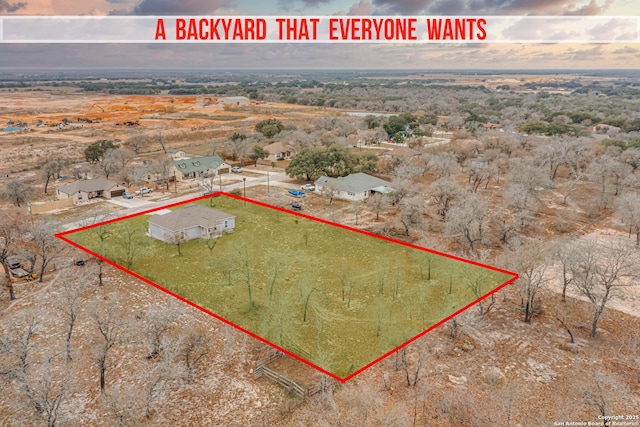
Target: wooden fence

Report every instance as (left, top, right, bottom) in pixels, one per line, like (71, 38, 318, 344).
(254, 366, 306, 398)
(28, 198, 73, 214)
(253, 349, 324, 398)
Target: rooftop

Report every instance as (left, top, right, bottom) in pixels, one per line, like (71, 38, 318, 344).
(148, 204, 235, 232)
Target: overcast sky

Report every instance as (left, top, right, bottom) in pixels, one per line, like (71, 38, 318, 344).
(0, 0, 638, 70)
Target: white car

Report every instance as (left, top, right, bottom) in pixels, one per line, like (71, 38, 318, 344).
(231, 167, 243, 173)
(301, 184, 315, 191)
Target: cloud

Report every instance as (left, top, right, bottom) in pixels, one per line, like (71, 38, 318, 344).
(612, 46, 639, 55)
(0, 0, 27, 13)
(563, 0, 614, 15)
(348, 0, 373, 15)
(370, 0, 617, 15)
(371, 0, 435, 14)
(130, 0, 233, 15)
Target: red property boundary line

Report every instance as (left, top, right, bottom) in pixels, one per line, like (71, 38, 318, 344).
(56, 191, 519, 383)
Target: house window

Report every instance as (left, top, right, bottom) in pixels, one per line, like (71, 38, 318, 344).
(364, 191, 368, 196)
(224, 220, 228, 228)
(348, 192, 355, 196)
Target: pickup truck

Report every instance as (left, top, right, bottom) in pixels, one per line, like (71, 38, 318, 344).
(10, 268, 30, 278)
(10, 268, 38, 281)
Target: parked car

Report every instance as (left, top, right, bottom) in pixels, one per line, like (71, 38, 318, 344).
(122, 191, 134, 199)
(301, 184, 315, 191)
(231, 167, 243, 173)
(291, 203, 302, 211)
(135, 187, 152, 196)
(10, 268, 30, 278)
(288, 189, 305, 198)
(7, 256, 22, 270)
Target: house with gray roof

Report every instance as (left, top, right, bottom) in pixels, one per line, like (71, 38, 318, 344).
(56, 178, 126, 204)
(172, 155, 231, 180)
(314, 172, 392, 202)
(148, 204, 235, 243)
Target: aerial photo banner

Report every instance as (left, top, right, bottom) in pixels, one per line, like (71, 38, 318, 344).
(0, 16, 638, 43)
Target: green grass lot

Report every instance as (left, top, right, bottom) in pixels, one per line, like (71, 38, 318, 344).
(67, 195, 513, 378)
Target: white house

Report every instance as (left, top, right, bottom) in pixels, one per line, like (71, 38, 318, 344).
(314, 172, 393, 202)
(148, 204, 235, 243)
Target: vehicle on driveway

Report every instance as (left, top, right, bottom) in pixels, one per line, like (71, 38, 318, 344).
(135, 187, 153, 196)
(10, 268, 30, 278)
(122, 191, 134, 199)
(231, 167, 243, 173)
(288, 189, 305, 198)
(291, 203, 302, 211)
(301, 184, 315, 191)
(7, 256, 22, 270)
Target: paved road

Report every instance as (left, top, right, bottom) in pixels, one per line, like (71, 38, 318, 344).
(60, 172, 290, 231)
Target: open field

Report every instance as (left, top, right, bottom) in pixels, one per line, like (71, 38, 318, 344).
(61, 194, 515, 379)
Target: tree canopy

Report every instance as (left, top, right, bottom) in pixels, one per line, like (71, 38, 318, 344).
(255, 118, 284, 138)
(85, 140, 118, 164)
(286, 146, 378, 181)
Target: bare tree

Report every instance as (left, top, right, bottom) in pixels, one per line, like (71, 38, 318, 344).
(144, 305, 179, 360)
(154, 132, 167, 153)
(92, 298, 129, 391)
(101, 149, 132, 180)
(164, 231, 186, 256)
(118, 225, 142, 270)
(350, 200, 363, 225)
(616, 193, 640, 247)
(428, 176, 462, 220)
(233, 245, 254, 312)
(570, 237, 638, 338)
(42, 159, 69, 195)
(510, 240, 550, 323)
(179, 328, 210, 384)
(150, 156, 175, 191)
(142, 336, 185, 419)
(555, 237, 576, 302)
(445, 192, 489, 255)
(31, 220, 65, 283)
(465, 158, 493, 192)
(367, 193, 386, 221)
(57, 277, 87, 361)
(0, 211, 23, 284)
(20, 361, 71, 427)
(2, 179, 30, 207)
(429, 151, 461, 179)
(397, 195, 425, 236)
(322, 181, 338, 205)
(126, 134, 147, 154)
(0, 315, 70, 426)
